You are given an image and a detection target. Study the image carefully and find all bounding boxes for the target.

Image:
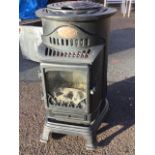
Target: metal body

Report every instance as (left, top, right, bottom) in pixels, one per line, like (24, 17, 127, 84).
(26, 1, 117, 150)
(39, 46, 105, 125)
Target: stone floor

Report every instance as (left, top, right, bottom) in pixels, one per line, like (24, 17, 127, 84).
(19, 10, 135, 155)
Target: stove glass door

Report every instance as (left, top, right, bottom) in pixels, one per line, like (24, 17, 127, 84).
(44, 69, 88, 110)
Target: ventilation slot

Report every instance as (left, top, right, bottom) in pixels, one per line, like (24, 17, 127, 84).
(64, 52, 68, 57)
(48, 37, 90, 47)
(66, 39, 69, 46)
(53, 38, 56, 44)
(75, 39, 79, 47)
(49, 49, 52, 56)
(85, 38, 90, 46)
(45, 48, 48, 56)
(87, 39, 90, 46)
(72, 52, 76, 58)
(53, 50, 56, 56)
(83, 38, 90, 46)
(77, 51, 81, 58)
(57, 39, 59, 45)
(80, 39, 84, 47)
(60, 52, 64, 57)
(50, 37, 52, 44)
(57, 51, 60, 56)
(61, 39, 64, 45)
(73, 38, 90, 47)
(85, 49, 91, 58)
(68, 52, 72, 57)
(81, 50, 86, 58)
(70, 39, 73, 46)
(44, 48, 91, 58)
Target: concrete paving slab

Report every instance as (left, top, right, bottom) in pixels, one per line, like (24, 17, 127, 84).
(108, 48, 135, 83)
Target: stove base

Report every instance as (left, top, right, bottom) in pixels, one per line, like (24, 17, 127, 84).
(40, 98, 109, 150)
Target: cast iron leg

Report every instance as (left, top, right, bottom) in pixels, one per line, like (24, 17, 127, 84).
(85, 133, 97, 150)
(40, 125, 51, 143)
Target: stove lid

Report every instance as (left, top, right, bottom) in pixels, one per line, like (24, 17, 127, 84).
(47, 1, 105, 13)
(36, 1, 116, 21)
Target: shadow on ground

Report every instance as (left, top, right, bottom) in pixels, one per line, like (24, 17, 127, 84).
(97, 76, 135, 147)
(109, 28, 135, 54)
(49, 77, 135, 147)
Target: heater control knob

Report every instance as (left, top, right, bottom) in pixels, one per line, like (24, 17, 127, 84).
(90, 87, 96, 95)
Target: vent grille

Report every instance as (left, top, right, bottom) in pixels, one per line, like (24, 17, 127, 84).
(45, 48, 91, 58)
(49, 37, 90, 47)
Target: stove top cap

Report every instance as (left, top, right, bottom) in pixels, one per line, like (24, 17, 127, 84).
(47, 1, 104, 12)
(36, 1, 117, 21)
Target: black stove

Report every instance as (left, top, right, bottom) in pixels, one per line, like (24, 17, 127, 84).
(23, 0, 116, 150)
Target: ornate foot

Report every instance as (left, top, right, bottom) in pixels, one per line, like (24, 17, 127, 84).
(40, 125, 51, 143)
(85, 133, 97, 150)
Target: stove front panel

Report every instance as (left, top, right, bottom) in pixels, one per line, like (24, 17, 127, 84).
(40, 63, 89, 118)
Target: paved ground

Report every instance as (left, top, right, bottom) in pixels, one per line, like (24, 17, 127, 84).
(19, 10, 135, 155)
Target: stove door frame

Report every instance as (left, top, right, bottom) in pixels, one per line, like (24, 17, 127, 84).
(40, 62, 90, 114)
